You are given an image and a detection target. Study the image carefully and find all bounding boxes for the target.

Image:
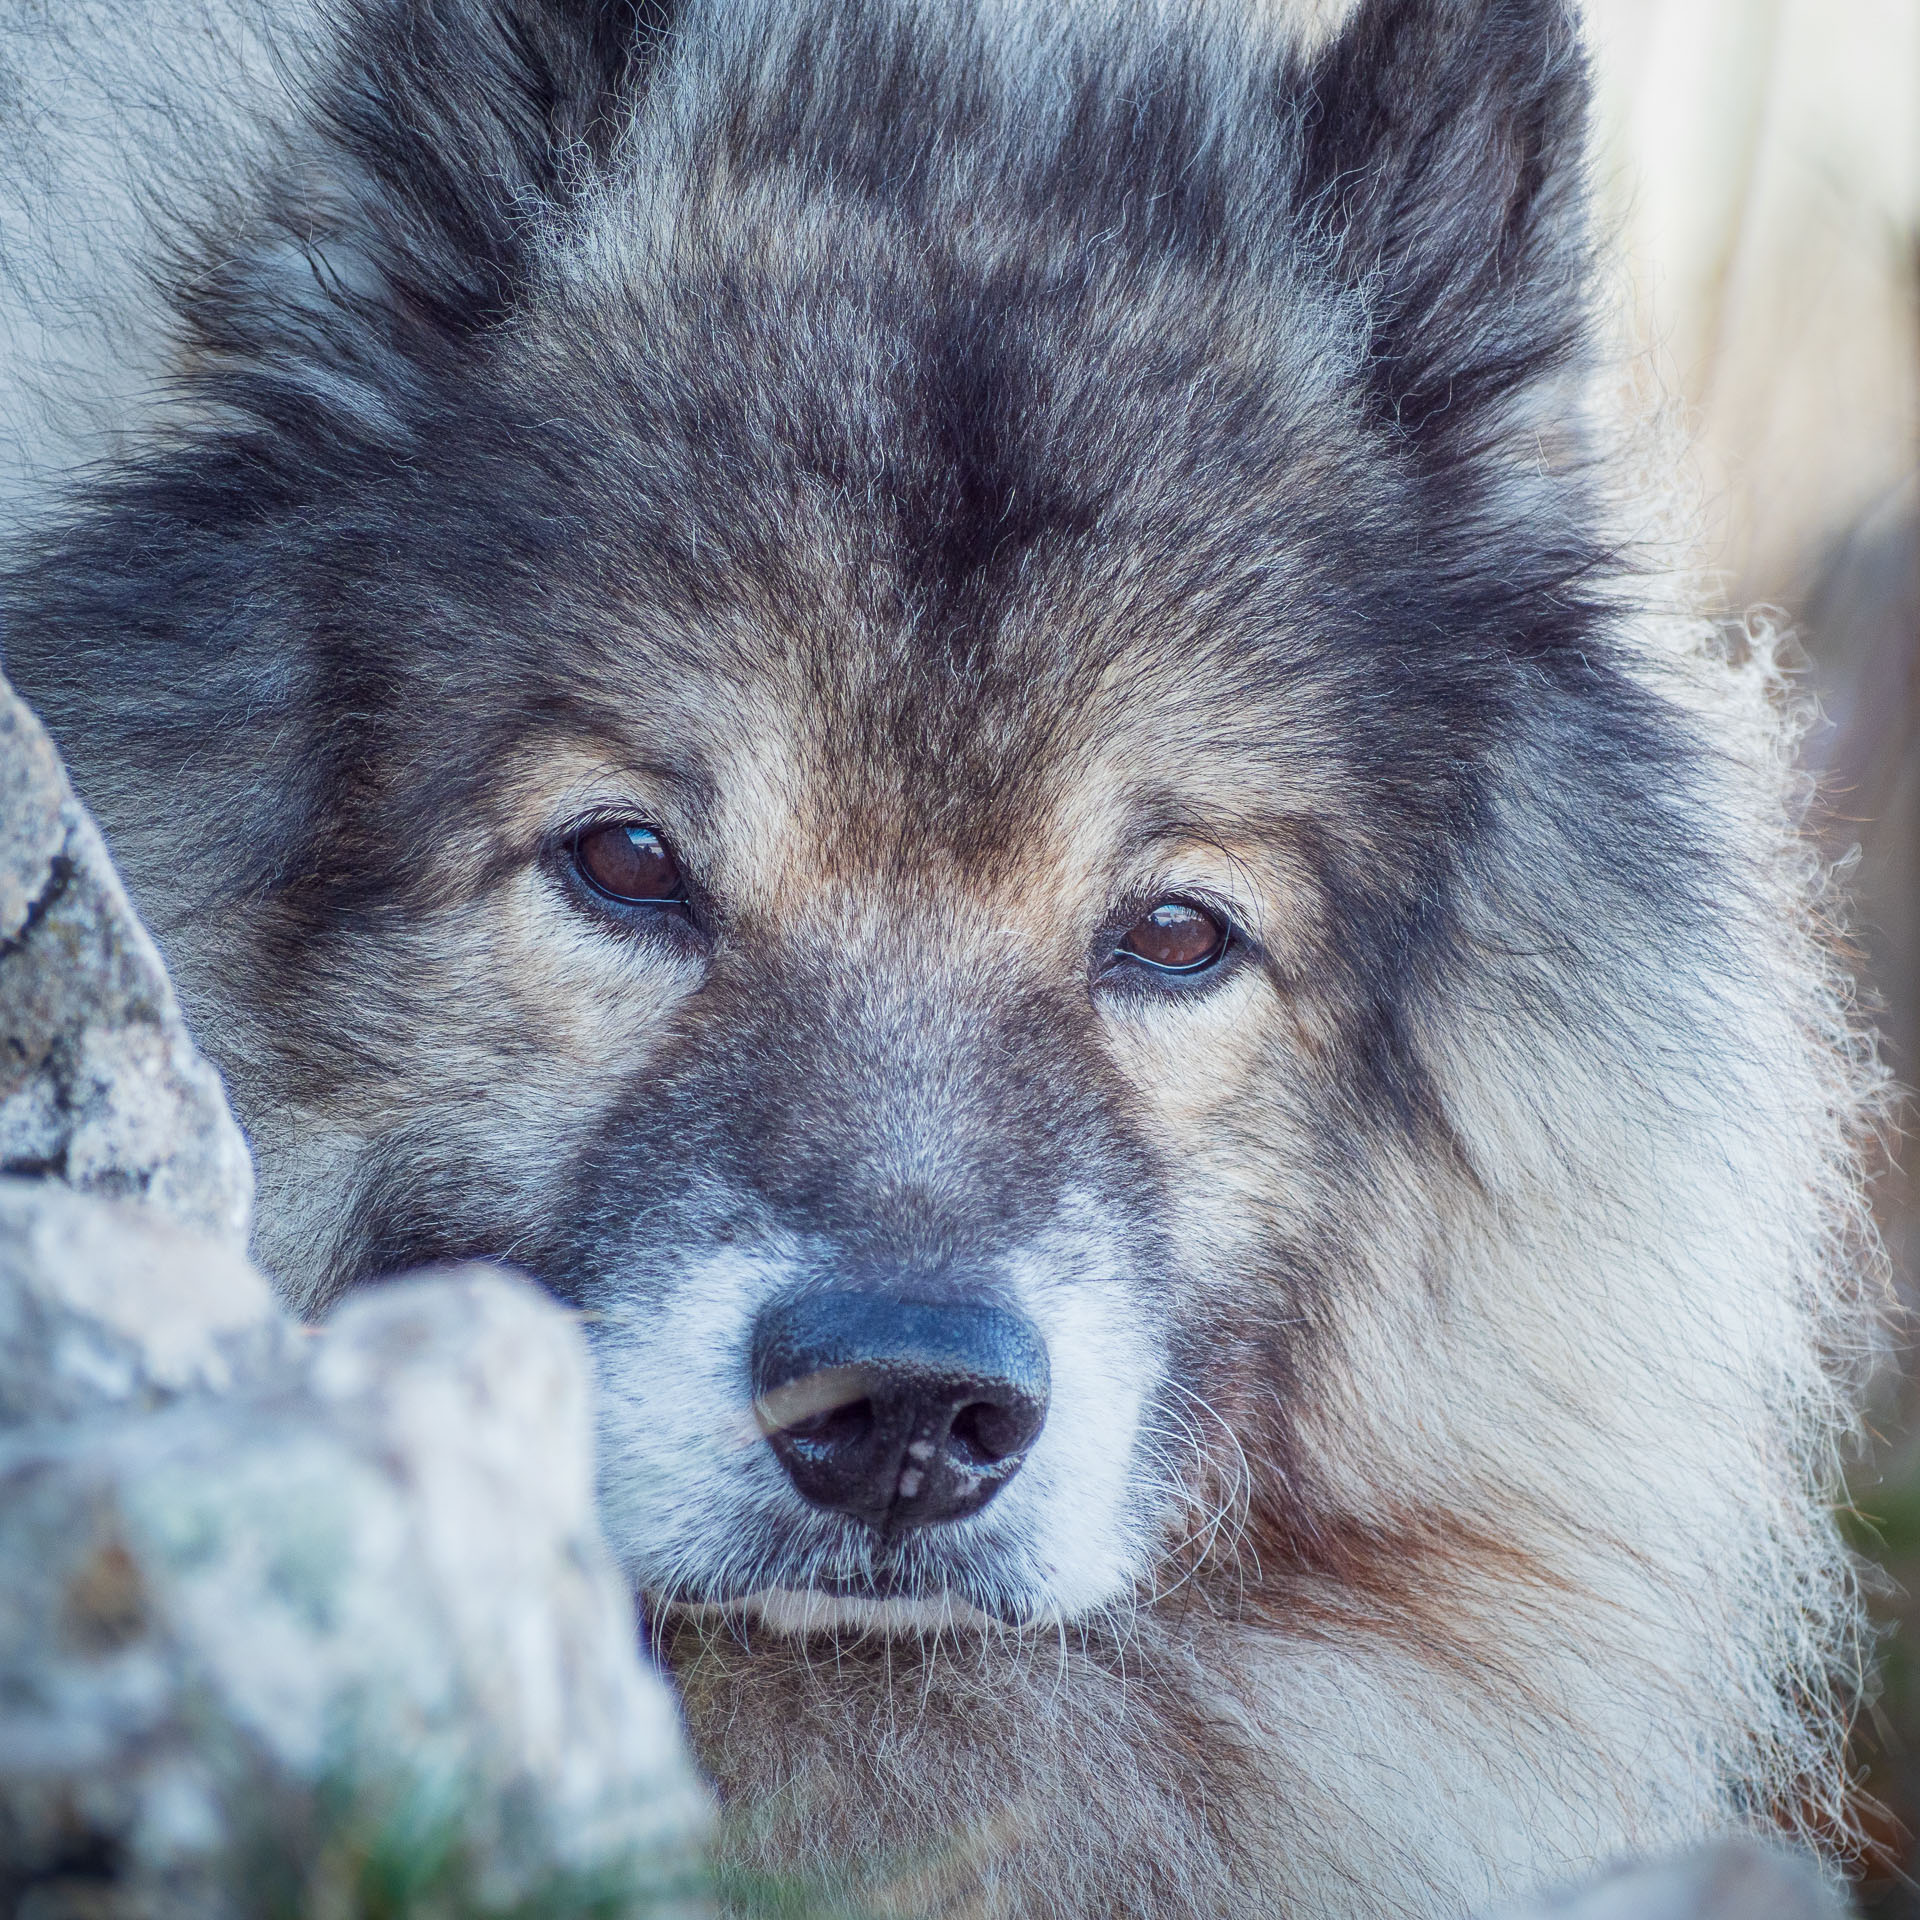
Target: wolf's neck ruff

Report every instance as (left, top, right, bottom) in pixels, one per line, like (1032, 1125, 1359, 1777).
(0, 0, 1880, 1914)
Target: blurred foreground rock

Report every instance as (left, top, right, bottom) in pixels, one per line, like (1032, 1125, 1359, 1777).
(0, 668, 710, 1916)
(0, 678, 251, 1242)
(1494, 1838, 1851, 1920)
(0, 1234, 711, 1918)
(0, 1182, 292, 1426)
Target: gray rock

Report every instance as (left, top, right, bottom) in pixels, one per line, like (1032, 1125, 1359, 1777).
(1493, 1838, 1851, 1920)
(0, 673, 252, 1242)
(0, 1262, 712, 1917)
(0, 1179, 294, 1426)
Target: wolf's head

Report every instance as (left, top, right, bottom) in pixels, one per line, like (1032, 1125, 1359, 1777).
(3, 0, 1870, 1903)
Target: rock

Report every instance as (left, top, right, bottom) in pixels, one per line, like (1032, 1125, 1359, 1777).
(0, 673, 252, 1243)
(0, 1180, 293, 1426)
(1492, 1838, 1851, 1920)
(0, 1262, 713, 1918)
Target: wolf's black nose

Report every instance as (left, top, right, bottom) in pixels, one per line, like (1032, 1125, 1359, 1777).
(751, 1291, 1049, 1532)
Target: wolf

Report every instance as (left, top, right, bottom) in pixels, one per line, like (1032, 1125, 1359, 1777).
(0, 0, 1882, 1912)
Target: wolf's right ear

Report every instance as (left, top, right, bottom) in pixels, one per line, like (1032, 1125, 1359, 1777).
(1293, 0, 1592, 449)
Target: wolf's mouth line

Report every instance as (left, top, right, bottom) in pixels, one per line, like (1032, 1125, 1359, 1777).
(659, 1586, 1042, 1636)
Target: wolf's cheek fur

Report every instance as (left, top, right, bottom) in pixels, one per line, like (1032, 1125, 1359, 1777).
(241, 864, 713, 1303)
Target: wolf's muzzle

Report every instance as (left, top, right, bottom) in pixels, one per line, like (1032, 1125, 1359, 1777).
(751, 1291, 1049, 1533)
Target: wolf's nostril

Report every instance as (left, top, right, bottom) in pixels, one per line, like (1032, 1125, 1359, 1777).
(750, 1290, 1051, 1533)
(949, 1398, 1038, 1466)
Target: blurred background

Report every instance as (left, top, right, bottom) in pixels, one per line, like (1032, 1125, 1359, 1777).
(1582, 0, 1919, 1903)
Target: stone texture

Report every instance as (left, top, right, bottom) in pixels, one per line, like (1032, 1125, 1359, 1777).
(0, 1256, 712, 1918)
(0, 1180, 293, 1426)
(1493, 1839, 1852, 1920)
(0, 673, 251, 1242)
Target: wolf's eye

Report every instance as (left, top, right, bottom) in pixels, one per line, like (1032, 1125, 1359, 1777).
(573, 824, 685, 903)
(1119, 901, 1227, 973)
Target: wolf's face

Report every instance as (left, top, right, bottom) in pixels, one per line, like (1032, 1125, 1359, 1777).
(225, 251, 1449, 1629)
(6, 0, 1635, 1637)
(479, 665, 1280, 1629)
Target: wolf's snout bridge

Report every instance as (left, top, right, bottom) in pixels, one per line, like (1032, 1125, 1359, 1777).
(751, 1292, 1049, 1532)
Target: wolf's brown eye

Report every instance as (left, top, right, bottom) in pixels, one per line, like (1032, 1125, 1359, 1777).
(573, 824, 684, 903)
(1121, 901, 1227, 973)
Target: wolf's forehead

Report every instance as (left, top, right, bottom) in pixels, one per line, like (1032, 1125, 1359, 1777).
(531, 95, 1355, 605)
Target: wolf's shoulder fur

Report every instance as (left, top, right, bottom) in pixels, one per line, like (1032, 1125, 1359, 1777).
(0, 2, 1886, 1915)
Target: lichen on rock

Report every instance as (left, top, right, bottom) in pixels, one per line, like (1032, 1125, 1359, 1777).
(0, 1179, 292, 1424)
(0, 673, 252, 1242)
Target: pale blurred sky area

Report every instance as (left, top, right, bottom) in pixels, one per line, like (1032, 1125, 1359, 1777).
(1587, 0, 1918, 608)
(1590, 0, 1918, 1267)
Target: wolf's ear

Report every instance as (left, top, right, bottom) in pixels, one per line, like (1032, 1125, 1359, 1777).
(1295, 0, 1591, 446)
(198, 1, 677, 399)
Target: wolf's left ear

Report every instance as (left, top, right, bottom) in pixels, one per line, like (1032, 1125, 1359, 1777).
(1294, 0, 1591, 446)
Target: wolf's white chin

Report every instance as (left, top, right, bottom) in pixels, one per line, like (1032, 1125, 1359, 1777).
(672, 1587, 1041, 1637)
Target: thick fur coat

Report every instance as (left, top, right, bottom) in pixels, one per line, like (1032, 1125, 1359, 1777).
(0, 0, 1882, 1913)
